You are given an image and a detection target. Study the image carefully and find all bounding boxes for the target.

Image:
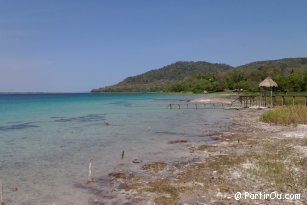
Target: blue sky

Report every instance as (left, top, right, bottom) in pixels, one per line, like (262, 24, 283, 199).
(1, 0, 307, 92)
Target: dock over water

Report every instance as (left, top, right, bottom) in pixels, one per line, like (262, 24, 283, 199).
(168, 95, 307, 110)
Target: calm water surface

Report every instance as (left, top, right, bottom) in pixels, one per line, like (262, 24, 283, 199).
(0, 93, 232, 204)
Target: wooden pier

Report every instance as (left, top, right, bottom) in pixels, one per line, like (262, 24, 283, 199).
(237, 95, 307, 107)
(168, 103, 227, 110)
(168, 95, 307, 110)
(238, 95, 256, 108)
(275, 95, 307, 106)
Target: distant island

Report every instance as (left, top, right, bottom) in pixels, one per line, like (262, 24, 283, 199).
(92, 58, 307, 93)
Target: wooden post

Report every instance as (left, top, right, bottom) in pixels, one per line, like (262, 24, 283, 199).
(121, 150, 125, 160)
(242, 96, 245, 108)
(169, 104, 172, 109)
(186, 104, 188, 109)
(0, 181, 4, 205)
(195, 104, 197, 110)
(250, 97, 252, 107)
(270, 88, 273, 108)
(245, 97, 247, 108)
(178, 104, 180, 109)
(292, 96, 295, 106)
(264, 93, 267, 107)
(244, 96, 246, 107)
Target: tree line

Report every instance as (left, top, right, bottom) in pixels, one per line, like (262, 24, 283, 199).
(167, 68, 307, 93)
(92, 58, 307, 93)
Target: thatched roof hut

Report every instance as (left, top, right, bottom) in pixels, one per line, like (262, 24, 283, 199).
(259, 77, 278, 88)
(259, 77, 278, 107)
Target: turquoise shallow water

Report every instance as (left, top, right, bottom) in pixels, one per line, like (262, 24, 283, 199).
(0, 93, 232, 204)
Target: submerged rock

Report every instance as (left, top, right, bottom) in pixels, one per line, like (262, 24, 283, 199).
(132, 159, 142, 164)
(108, 172, 126, 179)
(168, 140, 188, 144)
(142, 162, 167, 172)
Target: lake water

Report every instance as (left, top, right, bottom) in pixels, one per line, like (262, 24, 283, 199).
(0, 93, 232, 204)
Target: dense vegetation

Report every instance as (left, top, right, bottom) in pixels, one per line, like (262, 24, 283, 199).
(92, 58, 307, 93)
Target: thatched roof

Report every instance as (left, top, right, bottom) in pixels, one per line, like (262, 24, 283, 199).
(259, 77, 278, 88)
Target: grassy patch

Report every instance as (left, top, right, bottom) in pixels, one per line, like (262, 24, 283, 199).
(249, 142, 307, 192)
(261, 105, 307, 125)
(146, 179, 185, 204)
(257, 157, 296, 190)
(254, 150, 296, 190)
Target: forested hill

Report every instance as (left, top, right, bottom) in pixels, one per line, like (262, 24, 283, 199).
(92, 61, 233, 92)
(236, 57, 307, 69)
(92, 58, 307, 93)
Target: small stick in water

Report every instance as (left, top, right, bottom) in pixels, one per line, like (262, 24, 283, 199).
(0, 181, 4, 205)
(121, 150, 125, 160)
(87, 159, 93, 184)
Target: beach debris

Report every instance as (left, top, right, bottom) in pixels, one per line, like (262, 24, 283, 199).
(168, 140, 188, 144)
(87, 159, 94, 184)
(105, 122, 110, 126)
(109, 172, 126, 179)
(189, 144, 215, 152)
(0, 181, 4, 205)
(142, 162, 167, 172)
(121, 150, 125, 160)
(132, 159, 142, 164)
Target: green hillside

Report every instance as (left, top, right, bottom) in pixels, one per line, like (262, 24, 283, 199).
(92, 61, 232, 92)
(92, 58, 307, 93)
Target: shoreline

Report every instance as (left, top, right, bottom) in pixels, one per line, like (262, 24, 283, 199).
(85, 108, 307, 204)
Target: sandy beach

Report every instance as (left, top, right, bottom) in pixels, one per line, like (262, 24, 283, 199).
(86, 105, 307, 204)
(190, 95, 235, 105)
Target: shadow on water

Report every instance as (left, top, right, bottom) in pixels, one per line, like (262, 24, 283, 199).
(53, 114, 106, 123)
(154, 131, 186, 135)
(0, 114, 108, 131)
(154, 130, 219, 138)
(107, 101, 132, 107)
(0, 122, 39, 131)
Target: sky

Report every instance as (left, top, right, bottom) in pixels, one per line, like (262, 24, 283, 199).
(1, 0, 307, 92)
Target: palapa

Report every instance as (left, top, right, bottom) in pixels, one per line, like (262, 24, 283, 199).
(259, 77, 278, 108)
(259, 77, 278, 88)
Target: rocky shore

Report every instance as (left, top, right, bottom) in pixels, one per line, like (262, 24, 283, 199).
(86, 109, 307, 205)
